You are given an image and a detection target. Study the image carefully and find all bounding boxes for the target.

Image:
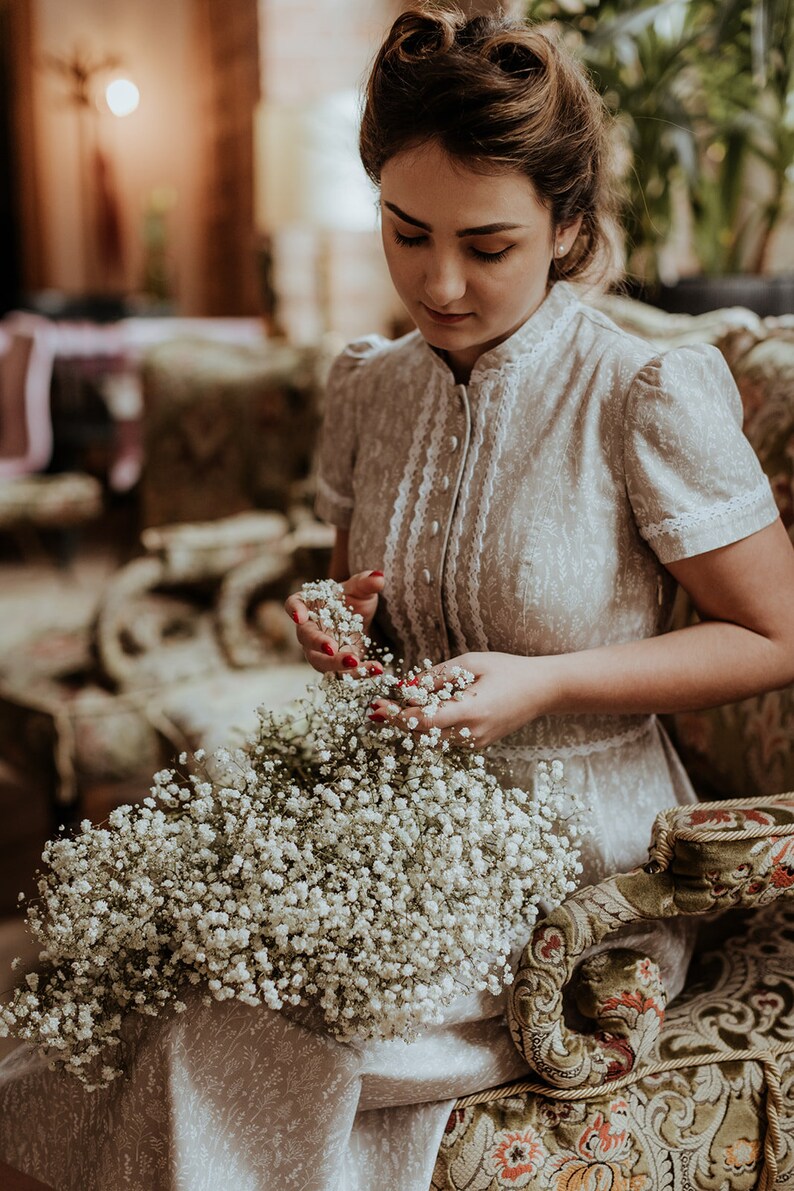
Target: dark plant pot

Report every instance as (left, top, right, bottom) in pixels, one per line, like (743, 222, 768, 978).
(624, 275, 794, 319)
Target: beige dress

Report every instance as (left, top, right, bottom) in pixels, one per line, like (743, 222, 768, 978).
(0, 282, 779, 1191)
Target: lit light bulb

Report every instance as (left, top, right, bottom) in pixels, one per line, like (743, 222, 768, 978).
(105, 78, 140, 118)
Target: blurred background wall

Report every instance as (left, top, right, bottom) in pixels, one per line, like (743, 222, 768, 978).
(0, 0, 419, 340)
(2, 0, 791, 336)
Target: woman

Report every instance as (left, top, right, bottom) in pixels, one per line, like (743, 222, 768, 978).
(1, 7, 792, 1191)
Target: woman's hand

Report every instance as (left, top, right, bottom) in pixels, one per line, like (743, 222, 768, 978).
(368, 652, 559, 748)
(284, 569, 386, 675)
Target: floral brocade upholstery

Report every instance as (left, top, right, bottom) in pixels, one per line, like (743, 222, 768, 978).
(431, 796, 794, 1190)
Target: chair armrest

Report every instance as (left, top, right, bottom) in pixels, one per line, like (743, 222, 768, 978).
(508, 793, 794, 1090)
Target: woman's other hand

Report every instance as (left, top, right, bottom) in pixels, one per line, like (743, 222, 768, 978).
(368, 651, 557, 748)
(284, 569, 386, 675)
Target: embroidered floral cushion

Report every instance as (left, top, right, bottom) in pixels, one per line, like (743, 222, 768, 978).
(431, 796, 794, 1190)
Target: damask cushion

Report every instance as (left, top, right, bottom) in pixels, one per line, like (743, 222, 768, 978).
(434, 904, 794, 1189)
(431, 796, 794, 1190)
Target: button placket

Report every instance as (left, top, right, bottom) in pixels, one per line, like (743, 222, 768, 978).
(422, 383, 471, 657)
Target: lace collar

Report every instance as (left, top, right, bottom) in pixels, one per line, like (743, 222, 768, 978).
(421, 281, 581, 383)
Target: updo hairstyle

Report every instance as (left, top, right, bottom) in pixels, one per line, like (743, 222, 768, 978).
(360, 5, 622, 286)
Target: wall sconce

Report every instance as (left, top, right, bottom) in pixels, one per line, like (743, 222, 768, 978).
(105, 78, 140, 119)
(43, 48, 133, 293)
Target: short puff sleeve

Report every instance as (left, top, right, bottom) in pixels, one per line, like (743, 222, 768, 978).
(314, 336, 386, 529)
(625, 344, 778, 564)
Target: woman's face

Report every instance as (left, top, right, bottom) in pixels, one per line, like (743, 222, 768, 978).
(380, 140, 581, 381)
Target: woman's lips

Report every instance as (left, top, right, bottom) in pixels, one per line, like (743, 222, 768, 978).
(421, 304, 473, 325)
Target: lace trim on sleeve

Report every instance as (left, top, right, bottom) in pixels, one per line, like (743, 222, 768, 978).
(316, 474, 354, 511)
(639, 478, 772, 543)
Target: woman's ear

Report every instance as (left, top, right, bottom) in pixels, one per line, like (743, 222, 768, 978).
(554, 215, 584, 258)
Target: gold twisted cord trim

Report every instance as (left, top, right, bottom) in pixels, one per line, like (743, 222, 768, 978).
(648, 792, 794, 870)
(453, 1040, 794, 1106)
(453, 1042, 792, 1185)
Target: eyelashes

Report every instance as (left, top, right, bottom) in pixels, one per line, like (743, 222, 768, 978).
(392, 229, 425, 249)
(472, 245, 512, 263)
(391, 228, 513, 263)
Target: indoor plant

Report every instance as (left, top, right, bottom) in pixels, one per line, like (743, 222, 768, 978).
(528, 0, 794, 313)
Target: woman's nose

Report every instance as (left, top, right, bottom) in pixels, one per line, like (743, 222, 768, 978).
(423, 254, 467, 308)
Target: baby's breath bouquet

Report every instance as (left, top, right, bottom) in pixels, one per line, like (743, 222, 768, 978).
(1, 581, 581, 1088)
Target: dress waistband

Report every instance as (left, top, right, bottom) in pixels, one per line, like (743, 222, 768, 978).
(487, 715, 658, 762)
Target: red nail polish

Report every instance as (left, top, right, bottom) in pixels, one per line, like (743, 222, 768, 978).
(292, 611, 300, 623)
(370, 569, 384, 577)
(369, 663, 384, 675)
(342, 655, 358, 668)
(368, 713, 387, 723)
(322, 643, 335, 657)
(369, 701, 381, 709)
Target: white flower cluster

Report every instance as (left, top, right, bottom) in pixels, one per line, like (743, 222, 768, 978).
(0, 582, 581, 1088)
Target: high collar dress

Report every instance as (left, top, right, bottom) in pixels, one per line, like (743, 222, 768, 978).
(0, 283, 779, 1191)
(315, 281, 777, 884)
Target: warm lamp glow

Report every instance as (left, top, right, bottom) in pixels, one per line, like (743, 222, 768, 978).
(105, 78, 140, 117)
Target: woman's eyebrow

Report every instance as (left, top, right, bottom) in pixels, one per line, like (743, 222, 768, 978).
(383, 201, 523, 237)
(384, 201, 431, 231)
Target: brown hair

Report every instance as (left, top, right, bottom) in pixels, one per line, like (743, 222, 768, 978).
(360, 5, 623, 286)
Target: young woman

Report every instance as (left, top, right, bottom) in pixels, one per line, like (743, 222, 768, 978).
(1, 7, 793, 1191)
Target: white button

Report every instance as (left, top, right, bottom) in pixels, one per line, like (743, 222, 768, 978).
(440, 475, 450, 491)
(449, 435, 459, 451)
(422, 568, 432, 585)
(430, 520, 440, 536)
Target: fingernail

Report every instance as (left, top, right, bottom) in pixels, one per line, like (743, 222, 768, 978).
(369, 701, 381, 709)
(342, 655, 358, 668)
(370, 569, 384, 577)
(368, 713, 387, 723)
(369, 663, 384, 675)
(291, 611, 300, 623)
(322, 643, 335, 657)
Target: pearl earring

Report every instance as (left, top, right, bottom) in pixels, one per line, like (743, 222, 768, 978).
(556, 243, 565, 256)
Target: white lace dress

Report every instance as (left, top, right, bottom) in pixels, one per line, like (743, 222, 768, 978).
(0, 282, 779, 1191)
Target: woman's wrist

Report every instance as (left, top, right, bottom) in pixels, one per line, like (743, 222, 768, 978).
(521, 652, 569, 720)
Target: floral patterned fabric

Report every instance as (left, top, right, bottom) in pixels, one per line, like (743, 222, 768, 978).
(432, 796, 794, 1190)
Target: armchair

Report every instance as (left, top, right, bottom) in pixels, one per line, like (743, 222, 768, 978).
(0, 318, 101, 543)
(432, 795, 794, 1190)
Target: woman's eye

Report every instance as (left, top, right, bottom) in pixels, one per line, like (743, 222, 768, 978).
(393, 229, 426, 248)
(471, 245, 513, 263)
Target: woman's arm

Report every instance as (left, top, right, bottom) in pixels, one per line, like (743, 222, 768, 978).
(549, 519, 794, 713)
(371, 520, 794, 746)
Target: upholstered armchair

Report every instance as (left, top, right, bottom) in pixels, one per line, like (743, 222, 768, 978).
(431, 796, 794, 1190)
(430, 296, 794, 1190)
(0, 317, 102, 542)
